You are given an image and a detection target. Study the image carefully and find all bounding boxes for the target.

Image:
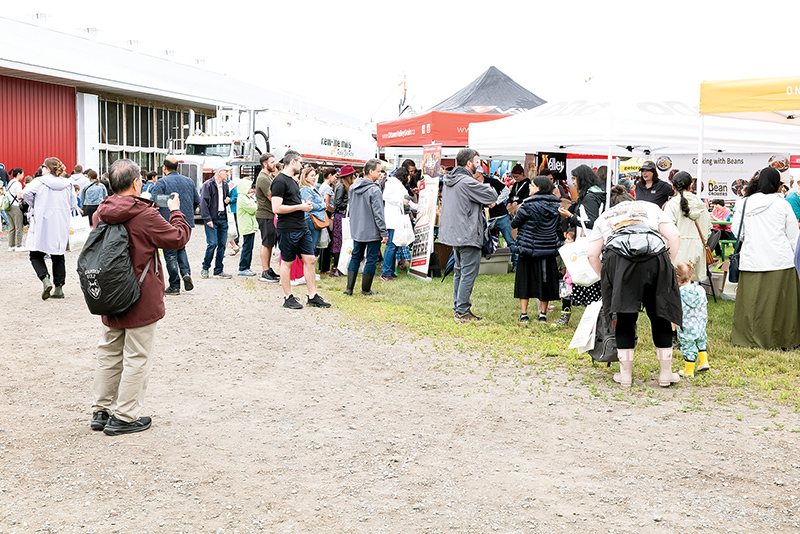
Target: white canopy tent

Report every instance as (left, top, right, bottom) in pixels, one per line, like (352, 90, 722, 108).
(469, 98, 800, 201)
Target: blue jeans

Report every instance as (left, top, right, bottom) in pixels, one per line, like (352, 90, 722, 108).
(306, 218, 321, 250)
(381, 229, 397, 277)
(164, 247, 190, 290)
(349, 241, 381, 275)
(494, 214, 517, 266)
(203, 215, 228, 274)
(238, 233, 255, 272)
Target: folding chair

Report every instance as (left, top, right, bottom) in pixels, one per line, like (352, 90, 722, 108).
(699, 229, 722, 302)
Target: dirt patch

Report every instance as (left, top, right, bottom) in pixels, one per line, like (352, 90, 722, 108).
(1, 230, 799, 533)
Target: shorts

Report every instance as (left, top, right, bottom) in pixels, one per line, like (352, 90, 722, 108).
(257, 217, 277, 248)
(278, 230, 315, 262)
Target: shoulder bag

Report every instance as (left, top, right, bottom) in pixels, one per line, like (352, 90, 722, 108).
(727, 199, 747, 284)
(694, 219, 715, 265)
(311, 211, 331, 230)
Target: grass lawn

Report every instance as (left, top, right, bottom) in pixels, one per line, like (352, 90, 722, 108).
(317, 268, 800, 410)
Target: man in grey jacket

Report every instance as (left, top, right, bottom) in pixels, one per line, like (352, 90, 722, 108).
(439, 148, 497, 322)
(343, 158, 388, 296)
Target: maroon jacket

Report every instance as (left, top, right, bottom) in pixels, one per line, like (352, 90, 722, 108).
(94, 195, 191, 329)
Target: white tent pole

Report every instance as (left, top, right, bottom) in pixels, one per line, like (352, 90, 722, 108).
(697, 115, 705, 200)
(606, 147, 613, 208)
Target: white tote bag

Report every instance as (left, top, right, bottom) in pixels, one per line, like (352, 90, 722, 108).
(68, 215, 91, 252)
(392, 215, 415, 247)
(568, 300, 602, 353)
(227, 210, 239, 241)
(558, 239, 600, 287)
(337, 238, 365, 274)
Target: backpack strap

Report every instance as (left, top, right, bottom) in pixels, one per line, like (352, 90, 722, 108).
(138, 253, 157, 284)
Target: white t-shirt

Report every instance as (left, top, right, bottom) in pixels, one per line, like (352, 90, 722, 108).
(216, 181, 224, 212)
(590, 200, 669, 242)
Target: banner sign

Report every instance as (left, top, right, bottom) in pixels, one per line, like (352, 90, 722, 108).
(409, 144, 441, 280)
(659, 153, 789, 200)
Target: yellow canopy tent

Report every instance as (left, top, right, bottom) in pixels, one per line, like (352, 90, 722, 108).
(700, 76, 800, 123)
(696, 76, 800, 195)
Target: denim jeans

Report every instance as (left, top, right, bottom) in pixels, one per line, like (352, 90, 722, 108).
(306, 218, 321, 250)
(238, 233, 255, 272)
(494, 214, 517, 266)
(452, 246, 482, 314)
(164, 247, 191, 290)
(349, 241, 381, 275)
(203, 215, 228, 274)
(381, 229, 397, 277)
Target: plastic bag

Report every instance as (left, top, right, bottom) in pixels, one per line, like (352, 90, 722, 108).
(392, 216, 415, 247)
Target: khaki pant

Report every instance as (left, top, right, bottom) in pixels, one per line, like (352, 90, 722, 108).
(92, 322, 158, 422)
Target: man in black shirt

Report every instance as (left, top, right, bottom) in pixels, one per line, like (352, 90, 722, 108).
(271, 150, 330, 310)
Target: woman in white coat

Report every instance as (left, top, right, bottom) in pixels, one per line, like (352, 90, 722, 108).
(22, 157, 77, 300)
(381, 167, 415, 281)
(731, 167, 800, 349)
(663, 171, 712, 282)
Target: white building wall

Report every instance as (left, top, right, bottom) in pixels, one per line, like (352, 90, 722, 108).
(76, 93, 99, 171)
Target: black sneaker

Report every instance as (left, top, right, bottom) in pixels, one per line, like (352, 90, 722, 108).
(90, 411, 110, 431)
(268, 268, 279, 279)
(537, 313, 547, 323)
(307, 294, 331, 308)
(182, 274, 194, 291)
(165, 287, 180, 296)
(103, 415, 152, 436)
(283, 294, 303, 309)
(259, 270, 278, 283)
(519, 313, 529, 323)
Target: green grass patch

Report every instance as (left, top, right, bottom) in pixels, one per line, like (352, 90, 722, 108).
(317, 270, 800, 406)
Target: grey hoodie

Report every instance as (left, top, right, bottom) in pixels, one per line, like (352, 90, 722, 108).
(348, 177, 387, 242)
(439, 166, 497, 248)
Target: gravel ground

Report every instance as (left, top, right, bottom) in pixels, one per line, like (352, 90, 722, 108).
(1, 229, 799, 533)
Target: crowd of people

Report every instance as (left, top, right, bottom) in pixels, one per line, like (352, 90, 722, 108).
(3, 148, 800, 433)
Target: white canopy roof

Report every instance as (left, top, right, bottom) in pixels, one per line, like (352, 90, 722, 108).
(469, 98, 800, 158)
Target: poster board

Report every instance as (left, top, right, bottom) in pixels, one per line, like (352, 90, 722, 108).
(409, 144, 441, 280)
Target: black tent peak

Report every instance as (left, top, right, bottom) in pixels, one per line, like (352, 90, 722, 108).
(427, 66, 546, 115)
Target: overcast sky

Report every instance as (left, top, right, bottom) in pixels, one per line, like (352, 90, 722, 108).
(6, 0, 800, 124)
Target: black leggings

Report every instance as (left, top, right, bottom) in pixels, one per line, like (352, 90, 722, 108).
(615, 299, 673, 350)
(30, 251, 66, 286)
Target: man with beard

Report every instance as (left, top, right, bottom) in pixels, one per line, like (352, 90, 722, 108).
(271, 150, 331, 310)
(439, 149, 498, 322)
(255, 152, 279, 282)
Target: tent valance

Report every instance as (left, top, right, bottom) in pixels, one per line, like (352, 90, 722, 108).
(699, 76, 800, 123)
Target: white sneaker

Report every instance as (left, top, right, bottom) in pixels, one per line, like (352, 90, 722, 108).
(8, 247, 14, 252)
(15, 247, 27, 252)
(315, 274, 321, 281)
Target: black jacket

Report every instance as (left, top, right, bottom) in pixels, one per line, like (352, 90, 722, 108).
(511, 194, 562, 258)
(567, 188, 605, 232)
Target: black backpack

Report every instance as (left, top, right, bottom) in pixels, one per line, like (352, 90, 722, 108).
(76, 222, 154, 317)
(587, 306, 621, 366)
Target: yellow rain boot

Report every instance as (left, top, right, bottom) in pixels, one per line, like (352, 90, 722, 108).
(678, 360, 695, 378)
(696, 351, 710, 372)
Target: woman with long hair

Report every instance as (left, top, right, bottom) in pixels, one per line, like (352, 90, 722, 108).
(558, 164, 606, 307)
(22, 157, 77, 299)
(330, 165, 356, 277)
(663, 171, 711, 281)
(730, 167, 800, 349)
(317, 168, 338, 274)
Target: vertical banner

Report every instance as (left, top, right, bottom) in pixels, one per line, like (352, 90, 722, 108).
(409, 144, 442, 280)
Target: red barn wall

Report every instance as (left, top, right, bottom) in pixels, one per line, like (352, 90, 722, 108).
(0, 75, 76, 176)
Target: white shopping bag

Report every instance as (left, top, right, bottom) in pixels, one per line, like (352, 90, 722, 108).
(337, 238, 365, 274)
(392, 216, 415, 247)
(568, 300, 602, 353)
(341, 216, 351, 241)
(227, 211, 239, 241)
(68, 215, 91, 252)
(558, 239, 600, 287)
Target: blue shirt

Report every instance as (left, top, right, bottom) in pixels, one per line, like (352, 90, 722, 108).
(151, 172, 201, 228)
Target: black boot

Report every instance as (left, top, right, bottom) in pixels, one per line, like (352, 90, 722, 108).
(343, 271, 357, 295)
(361, 273, 378, 296)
